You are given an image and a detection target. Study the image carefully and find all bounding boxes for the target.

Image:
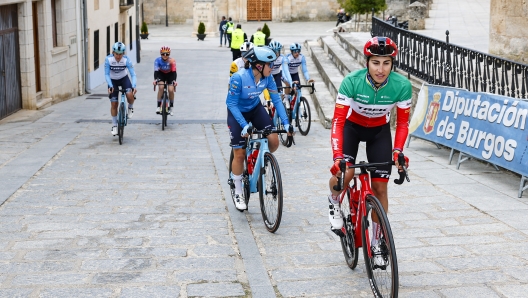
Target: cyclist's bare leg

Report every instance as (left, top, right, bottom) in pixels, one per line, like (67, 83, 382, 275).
(231, 148, 245, 176)
(157, 82, 165, 100)
(126, 90, 135, 105)
(110, 102, 118, 116)
(371, 181, 388, 224)
(328, 168, 355, 197)
(267, 133, 279, 153)
(283, 81, 291, 98)
(168, 85, 175, 100)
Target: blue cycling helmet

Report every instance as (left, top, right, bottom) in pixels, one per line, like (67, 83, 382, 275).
(268, 40, 283, 52)
(290, 42, 302, 52)
(243, 46, 277, 64)
(112, 42, 126, 54)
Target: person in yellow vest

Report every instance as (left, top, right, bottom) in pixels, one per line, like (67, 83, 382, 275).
(250, 27, 266, 47)
(230, 24, 248, 61)
(225, 17, 234, 48)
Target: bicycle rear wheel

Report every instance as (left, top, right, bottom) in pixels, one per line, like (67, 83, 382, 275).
(340, 188, 359, 269)
(228, 149, 250, 211)
(118, 103, 125, 145)
(296, 97, 311, 136)
(361, 194, 398, 297)
(276, 97, 290, 147)
(258, 152, 283, 233)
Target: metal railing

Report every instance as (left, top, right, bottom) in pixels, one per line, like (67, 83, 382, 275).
(371, 17, 528, 100)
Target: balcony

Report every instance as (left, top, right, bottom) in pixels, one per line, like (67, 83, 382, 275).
(119, 0, 134, 12)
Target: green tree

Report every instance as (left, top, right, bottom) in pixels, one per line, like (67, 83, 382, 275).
(262, 23, 270, 40)
(338, 0, 386, 24)
(141, 21, 148, 34)
(197, 22, 206, 35)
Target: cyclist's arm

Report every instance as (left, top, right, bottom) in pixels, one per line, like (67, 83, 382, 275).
(281, 56, 293, 86)
(267, 78, 289, 126)
(393, 82, 413, 152)
(226, 74, 248, 128)
(125, 56, 137, 88)
(331, 79, 354, 160)
(104, 56, 112, 87)
(300, 55, 310, 81)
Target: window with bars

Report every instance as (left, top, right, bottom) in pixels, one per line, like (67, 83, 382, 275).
(114, 22, 118, 43)
(94, 30, 99, 70)
(51, 0, 58, 47)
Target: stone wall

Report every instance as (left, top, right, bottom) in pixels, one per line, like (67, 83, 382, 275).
(489, 0, 528, 64)
(290, 0, 339, 21)
(143, 0, 194, 24)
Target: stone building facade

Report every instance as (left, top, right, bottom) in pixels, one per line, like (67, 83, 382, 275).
(142, 0, 340, 25)
(489, 0, 527, 64)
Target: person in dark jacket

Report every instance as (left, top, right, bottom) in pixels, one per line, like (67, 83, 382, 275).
(219, 16, 227, 47)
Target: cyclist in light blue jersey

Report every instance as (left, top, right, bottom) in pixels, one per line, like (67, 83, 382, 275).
(226, 46, 293, 210)
(286, 42, 315, 97)
(268, 40, 292, 91)
(105, 42, 137, 136)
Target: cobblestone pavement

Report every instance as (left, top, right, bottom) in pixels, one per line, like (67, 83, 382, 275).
(0, 20, 527, 298)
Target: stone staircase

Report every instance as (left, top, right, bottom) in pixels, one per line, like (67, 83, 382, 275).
(302, 31, 423, 129)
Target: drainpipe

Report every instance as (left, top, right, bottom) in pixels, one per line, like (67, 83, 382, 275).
(136, 0, 140, 63)
(82, 0, 90, 93)
(76, 0, 84, 95)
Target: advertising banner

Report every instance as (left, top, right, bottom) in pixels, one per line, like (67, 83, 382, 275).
(409, 84, 528, 177)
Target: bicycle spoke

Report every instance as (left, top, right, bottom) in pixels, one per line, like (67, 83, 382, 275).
(259, 152, 283, 233)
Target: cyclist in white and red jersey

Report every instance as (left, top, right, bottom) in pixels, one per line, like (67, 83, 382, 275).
(153, 46, 177, 115)
(327, 36, 411, 265)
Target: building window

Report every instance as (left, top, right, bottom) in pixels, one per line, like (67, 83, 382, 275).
(115, 22, 118, 43)
(95, 0, 99, 10)
(94, 30, 99, 70)
(51, 0, 58, 47)
(129, 16, 133, 50)
(106, 26, 111, 56)
(110, 0, 114, 9)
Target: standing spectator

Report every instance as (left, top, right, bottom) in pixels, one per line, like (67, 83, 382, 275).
(230, 24, 247, 61)
(250, 27, 266, 47)
(219, 16, 228, 47)
(226, 17, 234, 48)
(336, 8, 345, 27)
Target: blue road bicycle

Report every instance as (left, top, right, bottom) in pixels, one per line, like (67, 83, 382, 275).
(154, 80, 171, 131)
(116, 86, 128, 145)
(274, 82, 315, 146)
(228, 126, 293, 233)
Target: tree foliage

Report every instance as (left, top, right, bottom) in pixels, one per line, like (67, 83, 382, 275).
(197, 22, 206, 34)
(262, 23, 270, 39)
(141, 21, 148, 34)
(338, 0, 386, 15)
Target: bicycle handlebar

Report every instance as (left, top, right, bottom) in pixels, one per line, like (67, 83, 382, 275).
(332, 153, 410, 191)
(153, 80, 168, 91)
(246, 125, 295, 147)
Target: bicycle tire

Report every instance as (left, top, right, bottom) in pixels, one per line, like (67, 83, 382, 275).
(340, 188, 359, 269)
(258, 152, 283, 233)
(118, 103, 125, 145)
(296, 97, 311, 136)
(228, 148, 250, 212)
(161, 98, 167, 131)
(361, 194, 398, 298)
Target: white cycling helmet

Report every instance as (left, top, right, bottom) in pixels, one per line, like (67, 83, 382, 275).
(240, 42, 254, 53)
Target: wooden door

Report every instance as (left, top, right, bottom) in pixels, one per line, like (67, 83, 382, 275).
(0, 5, 22, 119)
(247, 0, 272, 21)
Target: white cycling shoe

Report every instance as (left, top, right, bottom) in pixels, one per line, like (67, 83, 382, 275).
(372, 243, 388, 268)
(128, 108, 133, 119)
(234, 194, 247, 211)
(111, 126, 118, 136)
(156, 107, 161, 114)
(328, 202, 344, 230)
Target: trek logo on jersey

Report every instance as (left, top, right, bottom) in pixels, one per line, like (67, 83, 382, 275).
(357, 106, 390, 117)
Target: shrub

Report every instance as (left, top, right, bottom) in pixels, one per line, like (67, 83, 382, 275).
(262, 23, 270, 39)
(141, 21, 148, 34)
(197, 22, 206, 35)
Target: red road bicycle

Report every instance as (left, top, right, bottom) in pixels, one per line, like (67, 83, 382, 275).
(333, 153, 409, 298)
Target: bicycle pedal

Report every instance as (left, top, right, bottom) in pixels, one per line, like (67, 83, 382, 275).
(331, 227, 345, 237)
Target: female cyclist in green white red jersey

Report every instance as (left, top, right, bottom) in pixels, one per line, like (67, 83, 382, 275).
(327, 37, 411, 265)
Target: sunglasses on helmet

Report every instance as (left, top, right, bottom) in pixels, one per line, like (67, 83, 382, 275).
(291, 50, 300, 53)
(161, 53, 170, 56)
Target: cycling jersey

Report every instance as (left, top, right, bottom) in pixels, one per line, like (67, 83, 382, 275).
(226, 68, 289, 129)
(331, 68, 412, 160)
(287, 53, 310, 81)
(230, 58, 270, 101)
(154, 56, 177, 83)
(271, 54, 292, 85)
(104, 55, 137, 88)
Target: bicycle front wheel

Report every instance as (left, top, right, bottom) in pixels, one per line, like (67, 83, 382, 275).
(340, 188, 358, 269)
(361, 194, 398, 298)
(258, 152, 283, 233)
(276, 98, 289, 147)
(296, 97, 311, 136)
(118, 103, 125, 145)
(161, 99, 167, 130)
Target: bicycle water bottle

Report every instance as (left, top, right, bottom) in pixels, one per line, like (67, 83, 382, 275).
(247, 149, 259, 175)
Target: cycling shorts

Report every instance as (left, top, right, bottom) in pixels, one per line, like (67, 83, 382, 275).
(342, 120, 392, 182)
(227, 104, 273, 148)
(157, 72, 177, 86)
(109, 76, 133, 102)
(273, 72, 283, 91)
(290, 73, 300, 84)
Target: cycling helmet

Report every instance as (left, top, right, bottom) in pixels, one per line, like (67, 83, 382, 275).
(240, 42, 254, 53)
(112, 42, 126, 54)
(268, 40, 283, 52)
(290, 42, 302, 52)
(160, 46, 171, 54)
(243, 46, 277, 64)
(364, 37, 398, 58)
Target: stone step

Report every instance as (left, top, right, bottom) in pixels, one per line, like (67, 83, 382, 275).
(319, 35, 364, 77)
(334, 32, 372, 68)
(36, 97, 52, 110)
(305, 40, 343, 101)
(303, 40, 338, 129)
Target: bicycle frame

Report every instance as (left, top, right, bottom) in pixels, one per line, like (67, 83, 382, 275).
(118, 87, 128, 126)
(246, 136, 270, 193)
